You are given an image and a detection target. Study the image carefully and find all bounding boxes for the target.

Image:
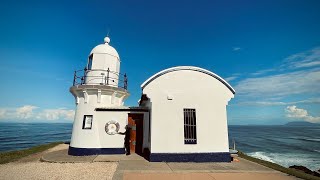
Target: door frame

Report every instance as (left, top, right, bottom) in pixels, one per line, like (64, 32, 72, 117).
(128, 113, 144, 155)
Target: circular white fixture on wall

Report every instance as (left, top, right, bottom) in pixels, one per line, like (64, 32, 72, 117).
(105, 120, 120, 135)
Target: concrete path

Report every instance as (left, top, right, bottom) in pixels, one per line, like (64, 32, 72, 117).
(112, 156, 299, 180)
(40, 145, 299, 180)
(41, 149, 97, 163)
(0, 162, 117, 180)
(41, 149, 145, 163)
(0, 144, 117, 180)
(122, 172, 296, 180)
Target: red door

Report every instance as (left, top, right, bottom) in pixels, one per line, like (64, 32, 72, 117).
(128, 114, 144, 154)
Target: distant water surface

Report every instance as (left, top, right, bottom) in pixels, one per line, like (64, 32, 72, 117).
(0, 123, 72, 152)
(0, 123, 319, 171)
(229, 125, 320, 171)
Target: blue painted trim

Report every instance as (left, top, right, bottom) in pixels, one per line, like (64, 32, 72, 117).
(150, 152, 231, 162)
(68, 146, 125, 156)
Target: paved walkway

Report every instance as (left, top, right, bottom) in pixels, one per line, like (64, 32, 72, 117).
(41, 149, 145, 163)
(112, 157, 298, 180)
(41, 146, 299, 180)
(122, 172, 296, 180)
(0, 144, 117, 180)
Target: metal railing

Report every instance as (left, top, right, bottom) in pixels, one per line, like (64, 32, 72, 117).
(72, 68, 128, 90)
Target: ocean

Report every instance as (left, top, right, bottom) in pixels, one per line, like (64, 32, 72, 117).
(0, 123, 72, 152)
(0, 123, 319, 170)
(228, 125, 320, 171)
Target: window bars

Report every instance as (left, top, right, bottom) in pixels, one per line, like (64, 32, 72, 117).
(184, 108, 197, 144)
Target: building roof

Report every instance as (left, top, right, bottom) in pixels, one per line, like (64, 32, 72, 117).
(95, 106, 149, 112)
(141, 66, 235, 94)
(90, 37, 120, 59)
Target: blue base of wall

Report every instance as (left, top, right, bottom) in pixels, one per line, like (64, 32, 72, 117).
(68, 146, 125, 156)
(149, 152, 231, 162)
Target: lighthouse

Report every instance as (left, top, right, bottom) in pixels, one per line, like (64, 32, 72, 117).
(68, 36, 130, 156)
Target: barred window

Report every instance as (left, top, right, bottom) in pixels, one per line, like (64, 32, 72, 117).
(184, 108, 197, 144)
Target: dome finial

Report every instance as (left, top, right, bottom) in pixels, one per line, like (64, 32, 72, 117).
(104, 36, 110, 44)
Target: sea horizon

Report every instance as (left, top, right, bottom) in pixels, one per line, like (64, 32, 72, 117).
(0, 122, 319, 171)
(1, 121, 313, 126)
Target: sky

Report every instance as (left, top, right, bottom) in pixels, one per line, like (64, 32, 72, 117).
(0, 0, 319, 125)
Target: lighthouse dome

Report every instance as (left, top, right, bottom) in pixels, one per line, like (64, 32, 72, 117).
(90, 37, 119, 59)
(85, 36, 121, 86)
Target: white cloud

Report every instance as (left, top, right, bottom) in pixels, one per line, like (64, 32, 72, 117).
(233, 47, 241, 51)
(286, 106, 320, 123)
(225, 73, 241, 82)
(233, 98, 320, 106)
(234, 101, 287, 106)
(16, 105, 38, 119)
(0, 105, 74, 122)
(245, 47, 320, 77)
(282, 47, 320, 69)
(235, 68, 320, 97)
(225, 76, 237, 81)
(250, 68, 276, 76)
(36, 109, 74, 121)
(0, 109, 6, 118)
(230, 46, 320, 112)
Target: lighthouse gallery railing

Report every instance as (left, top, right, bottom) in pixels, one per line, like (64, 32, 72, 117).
(72, 68, 128, 90)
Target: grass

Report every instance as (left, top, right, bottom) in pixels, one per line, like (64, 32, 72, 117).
(238, 151, 320, 180)
(0, 142, 62, 164)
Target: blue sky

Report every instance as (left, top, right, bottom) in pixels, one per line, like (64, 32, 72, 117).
(0, 0, 319, 124)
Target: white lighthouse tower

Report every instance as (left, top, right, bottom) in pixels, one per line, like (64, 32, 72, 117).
(68, 36, 130, 155)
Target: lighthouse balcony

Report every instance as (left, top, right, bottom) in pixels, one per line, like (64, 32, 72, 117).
(72, 69, 128, 90)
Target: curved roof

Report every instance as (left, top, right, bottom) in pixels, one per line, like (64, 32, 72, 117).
(89, 37, 120, 59)
(141, 66, 235, 94)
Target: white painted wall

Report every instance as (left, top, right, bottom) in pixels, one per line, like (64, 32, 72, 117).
(142, 70, 234, 153)
(70, 87, 129, 149)
(70, 91, 128, 148)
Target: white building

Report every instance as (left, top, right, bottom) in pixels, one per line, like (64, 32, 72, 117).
(139, 66, 235, 162)
(69, 37, 235, 162)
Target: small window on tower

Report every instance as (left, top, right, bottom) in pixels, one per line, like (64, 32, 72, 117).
(82, 115, 93, 129)
(88, 55, 93, 70)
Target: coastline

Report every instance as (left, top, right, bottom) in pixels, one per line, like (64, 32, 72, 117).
(0, 143, 319, 180)
(237, 151, 320, 180)
(1, 123, 318, 172)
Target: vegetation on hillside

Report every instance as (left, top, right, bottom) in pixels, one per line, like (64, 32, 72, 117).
(0, 142, 62, 164)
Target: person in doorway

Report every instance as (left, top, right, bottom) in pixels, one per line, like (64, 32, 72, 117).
(118, 125, 131, 155)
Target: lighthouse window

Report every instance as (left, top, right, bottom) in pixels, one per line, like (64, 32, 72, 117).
(183, 108, 197, 144)
(82, 115, 93, 129)
(88, 55, 93, 70)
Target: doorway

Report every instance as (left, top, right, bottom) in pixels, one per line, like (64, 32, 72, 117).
(128, 113, 144, 155)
